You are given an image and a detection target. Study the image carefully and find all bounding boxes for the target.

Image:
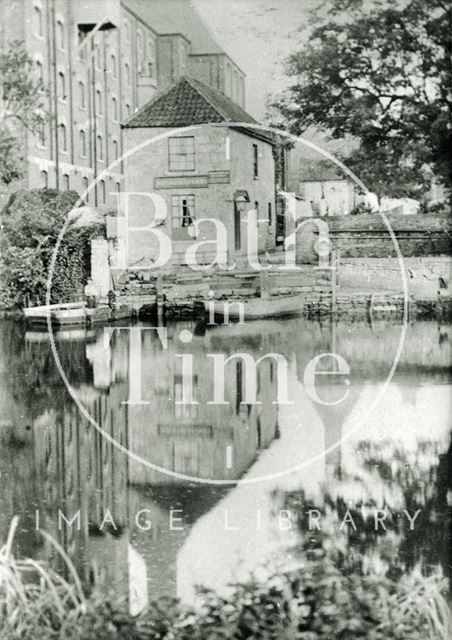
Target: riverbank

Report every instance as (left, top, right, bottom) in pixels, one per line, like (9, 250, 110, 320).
(3, 292, 452, 324)
(1, 517, 449, 640)
(2, 255, 451, 323)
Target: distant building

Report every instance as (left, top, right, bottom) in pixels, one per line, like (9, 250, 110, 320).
(121, 76, 277, 268)
(0, 0, 246, 206)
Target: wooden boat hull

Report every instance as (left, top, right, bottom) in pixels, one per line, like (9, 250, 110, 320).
(205, 294, 304, 320)
(24, 302, 87, 326)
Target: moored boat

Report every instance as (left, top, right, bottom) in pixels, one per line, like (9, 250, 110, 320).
(205, 293, 304, 321)
(23, 302, 87, 326)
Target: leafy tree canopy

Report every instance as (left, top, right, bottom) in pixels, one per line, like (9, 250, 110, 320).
(0, 42, 47, 185)
(271, 0, 451, 200)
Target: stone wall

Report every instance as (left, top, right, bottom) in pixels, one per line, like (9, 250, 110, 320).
(339, 256, 452, 297)
(327, 213, 451, 258)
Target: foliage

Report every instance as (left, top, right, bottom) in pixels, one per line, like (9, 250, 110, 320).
(1, 515, 449, 639)
(0, 189, 103, 308)
(0, 42, 48, 185)
(349, 202, 374, 215)
(271, 0, 452, 200)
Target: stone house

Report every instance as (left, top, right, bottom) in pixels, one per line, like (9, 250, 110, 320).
(120, 76, 277, 269)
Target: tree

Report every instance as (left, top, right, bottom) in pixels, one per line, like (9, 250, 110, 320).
(271, 0, 451, 202)
(0, 42, 47, 185)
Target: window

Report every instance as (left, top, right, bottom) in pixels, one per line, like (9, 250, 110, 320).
(34, 6, 43, 37)
(125, 63, 130, 84)
(123, 21, 130, 41)
(116, 181, 121, 194)
(97, 134, 103, 160)
(79, 81, 85, 108)
(125, 103, 131, 117)
(37, 122, 46, 147)
(41, 169, 48, 188)
(253, 143, 258, 178)
(226, 63, 232, 96)
(58, 72, 66, 100)
(96, 89, 102, 114)
(234, 70, 239, 101)
(171, 195, 195, 228)
(112, 139, 118, 159)
(111, 96, 118, 121)
(100, 179, 106, 203)
(79, 129, 86, 157)
(110, 54, 117, 78)
(95, 46, 102, 70)
(36, 60, 44, 83)
(59, 123, 67, 152)
(62, 173, 70, 190)
(78, 29, 85, 60)
(268, 202, 272, 226)
(168, 137, 195, 171)
(83, 177, 89, 201)
(56, 20, 64, 49)
(147, 40, 154, 77)
(180, 42, 188, 72)
(235, 360, 243, 414)
(137, 33, 143, 72)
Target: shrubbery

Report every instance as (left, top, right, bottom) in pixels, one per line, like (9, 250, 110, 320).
(0, 189, 103, 308)
(0, 516, 449, 640)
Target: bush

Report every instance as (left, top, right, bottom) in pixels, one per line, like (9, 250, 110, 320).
(0, 188, 103, 307)
(1, 519, 449, 640)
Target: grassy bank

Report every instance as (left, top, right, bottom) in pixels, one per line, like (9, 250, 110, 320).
(0, 518, 450, 640)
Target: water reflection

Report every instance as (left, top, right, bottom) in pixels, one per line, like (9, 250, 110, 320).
(0, 318, 450, 612)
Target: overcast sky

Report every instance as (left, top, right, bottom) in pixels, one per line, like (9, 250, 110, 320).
(194, 0, 310, 120)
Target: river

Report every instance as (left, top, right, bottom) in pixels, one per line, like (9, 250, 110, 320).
(0, 317, 450, 614)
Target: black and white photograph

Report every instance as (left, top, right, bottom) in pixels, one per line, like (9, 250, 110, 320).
(0, 0, 450, 638)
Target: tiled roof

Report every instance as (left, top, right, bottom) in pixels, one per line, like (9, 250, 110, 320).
(122, 76, 257, 128)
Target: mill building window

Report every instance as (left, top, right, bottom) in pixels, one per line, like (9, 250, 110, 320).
(59, 123, 67, 152)
(79, 129, 86, 157)
(34, 6, 43, 37)
(168, 136, 195, 171)
(56, 20, 64, 49)
(78, 81, 85, 108)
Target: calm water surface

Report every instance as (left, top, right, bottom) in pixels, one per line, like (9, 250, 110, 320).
(0, 317, 450, 612)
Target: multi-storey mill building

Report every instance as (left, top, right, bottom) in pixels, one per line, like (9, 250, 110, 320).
(0, 0, 246, 206)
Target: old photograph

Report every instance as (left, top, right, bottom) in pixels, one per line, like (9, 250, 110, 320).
(0, 0, 450, 638)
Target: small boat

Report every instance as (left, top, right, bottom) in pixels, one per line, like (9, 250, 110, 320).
(205, 293, 304, 321)
(23, 301, 87, 326)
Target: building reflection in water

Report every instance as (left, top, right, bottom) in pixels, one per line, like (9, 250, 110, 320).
(0, 318, 450, 611)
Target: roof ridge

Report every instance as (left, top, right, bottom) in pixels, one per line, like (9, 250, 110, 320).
(183, 76, 229, 120)
(122, 75, 262, 131)
(186, 76, 257, 124)
(120, 77, 190, 128)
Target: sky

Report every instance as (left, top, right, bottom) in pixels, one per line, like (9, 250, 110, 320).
(194, 0, 312, 120)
